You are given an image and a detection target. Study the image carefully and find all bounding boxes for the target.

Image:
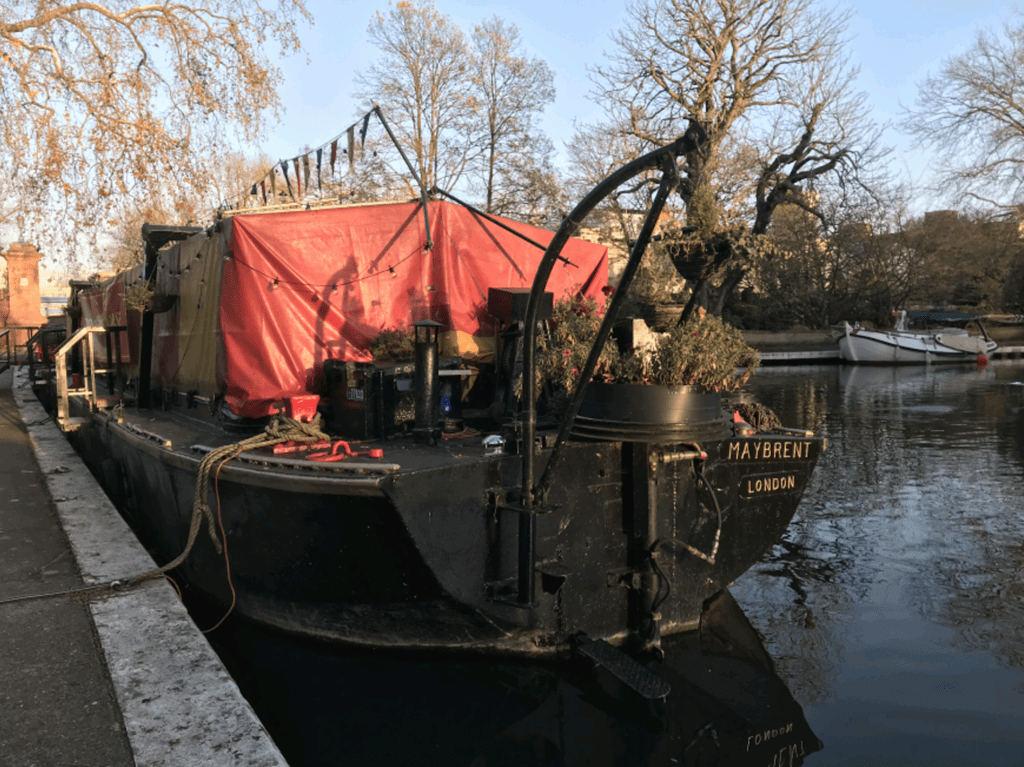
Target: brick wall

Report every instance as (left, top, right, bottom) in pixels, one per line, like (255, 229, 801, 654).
(2, 243, 47, 328)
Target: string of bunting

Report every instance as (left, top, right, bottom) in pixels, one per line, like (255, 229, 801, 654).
(223, 108, 379, 210)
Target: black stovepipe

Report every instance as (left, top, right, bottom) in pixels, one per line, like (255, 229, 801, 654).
(520, 133, 700, 511)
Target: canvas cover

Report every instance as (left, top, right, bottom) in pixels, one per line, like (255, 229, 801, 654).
(151, 227, 228, 396)
(217, 200, 608, 417)
(84, 200, 608, 418)
(78, 264, 144, 376)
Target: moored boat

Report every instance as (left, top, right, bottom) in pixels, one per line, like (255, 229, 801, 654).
(838, 310, 997, 364)
(49, 137, 825, 658)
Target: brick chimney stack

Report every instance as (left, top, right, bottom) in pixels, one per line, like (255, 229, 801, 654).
(2, 242, 48, 327)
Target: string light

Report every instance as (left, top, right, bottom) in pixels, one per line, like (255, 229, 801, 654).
(232, 245, 418, 293)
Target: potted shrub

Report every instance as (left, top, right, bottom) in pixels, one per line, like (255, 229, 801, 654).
(368, 327, 416, 362)
(537, 292, 758, 432)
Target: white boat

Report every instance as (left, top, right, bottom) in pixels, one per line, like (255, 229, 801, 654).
(838, 311, 997, 364)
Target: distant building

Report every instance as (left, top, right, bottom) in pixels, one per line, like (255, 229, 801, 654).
(0, 244, 80, 320)
(1, 242, 50, 348)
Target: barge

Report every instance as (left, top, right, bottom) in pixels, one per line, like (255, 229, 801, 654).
(51, 137, 825, 658)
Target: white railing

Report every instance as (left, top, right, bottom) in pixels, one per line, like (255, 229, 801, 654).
(55, 326, 106, 431)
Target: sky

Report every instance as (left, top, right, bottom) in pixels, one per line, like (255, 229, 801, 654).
(257, 0, 1018, 214)
(6, 0, 1018, 278)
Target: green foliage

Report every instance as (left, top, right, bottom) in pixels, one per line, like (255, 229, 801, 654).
(905, 211, 1023, 312)
(537, 291, 621, 392)
(369, 327, 416, 362)
(648, 307, 759, 390)
(538, 294, 759, 393)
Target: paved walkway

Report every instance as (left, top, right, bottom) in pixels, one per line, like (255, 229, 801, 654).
(0, 385, 136, 765)
(0, 369, 287, 766)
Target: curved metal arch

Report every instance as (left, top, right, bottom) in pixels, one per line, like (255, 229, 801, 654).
(520, 133, 702, 508)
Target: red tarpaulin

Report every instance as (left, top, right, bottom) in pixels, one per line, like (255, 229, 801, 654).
(221, 200, 608, 417)
(78, 271, 134, 369)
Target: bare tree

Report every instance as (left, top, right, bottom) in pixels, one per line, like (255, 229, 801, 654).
(0, 153, 47, 239)
(107, 200, 186, 273)
(565, 122, 686, 236)
(205, 152, 279, 214)
(470, 16, 556, 217)
(355, 1, 479, 194)
(587, 0, 887, 316)
(0, 0, 311, 262)
(593, 0, 849, 201)
(904, 13, 1024, 211)
(355, 3, 564, 224)
(106, 152, 275, 271)
(749, 53, 888, 235)
(483, 141, 568, 226)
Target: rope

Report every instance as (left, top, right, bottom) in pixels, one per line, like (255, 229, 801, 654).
(0, 581, 127, 607)
(201, 453, 239, 633)
(3, 413, 331, 615)
(129, 412, 330, 586)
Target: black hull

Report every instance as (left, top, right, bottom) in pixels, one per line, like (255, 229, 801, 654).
(76, 410, 824, 656)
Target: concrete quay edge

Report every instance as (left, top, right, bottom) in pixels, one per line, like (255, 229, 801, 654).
(10, 367, 288, 767)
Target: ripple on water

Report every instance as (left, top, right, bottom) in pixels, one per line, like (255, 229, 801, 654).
(734, 363, 1024, 759)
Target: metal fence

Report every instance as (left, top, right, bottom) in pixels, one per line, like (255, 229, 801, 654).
(0, 324, 51, 374)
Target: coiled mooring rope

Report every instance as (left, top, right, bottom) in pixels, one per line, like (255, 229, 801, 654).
(129, 413, 331, 586)
(3, 413, 332, 610)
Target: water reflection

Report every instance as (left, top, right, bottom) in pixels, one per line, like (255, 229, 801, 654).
(196, 361, 1024, 763)
(732, 362, 1024, 761)
(197, 590, 822, 766)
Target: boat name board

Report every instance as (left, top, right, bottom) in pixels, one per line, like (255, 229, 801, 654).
(725, 439, 812, 462)
(740, 472, 799, 497)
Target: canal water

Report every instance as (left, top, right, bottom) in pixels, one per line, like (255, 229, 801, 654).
(730, 360, 1024, 766)
(191, 360, 1024, 766)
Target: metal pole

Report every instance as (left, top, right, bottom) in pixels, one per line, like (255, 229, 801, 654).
(517, 511, 536, 605)
(430, 187, 575, 267)
(374, 104, 433, 250)
(536, 164, 676, 499)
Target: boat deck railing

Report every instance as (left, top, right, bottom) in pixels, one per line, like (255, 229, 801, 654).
(25, 325, 67, 386)
(0, 329, 10, 376)
(54, 325, 128, 431)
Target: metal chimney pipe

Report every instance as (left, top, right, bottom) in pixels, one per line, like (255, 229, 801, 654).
(413, 320, 442, 444)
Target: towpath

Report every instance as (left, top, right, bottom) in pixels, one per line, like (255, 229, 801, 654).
(0, 368, 288, 766)
(0, 384, 136, 763)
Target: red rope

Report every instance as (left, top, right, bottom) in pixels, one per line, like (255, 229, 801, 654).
(163, 574, 183, 602)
